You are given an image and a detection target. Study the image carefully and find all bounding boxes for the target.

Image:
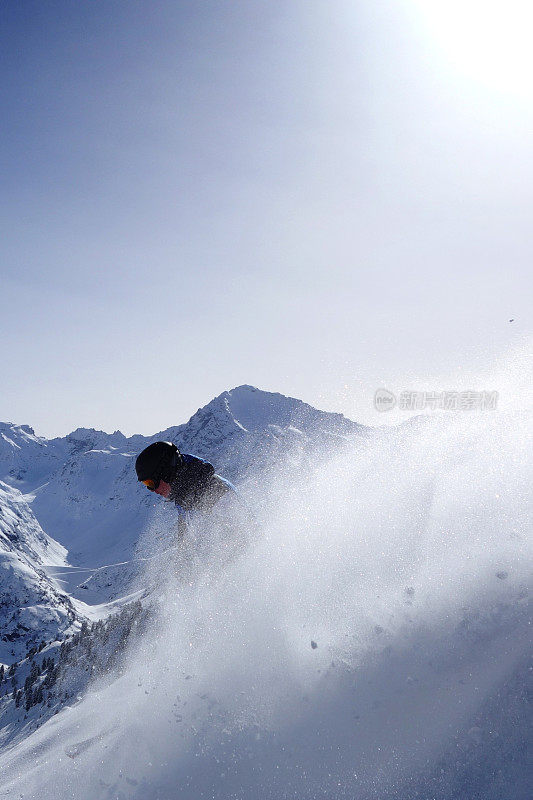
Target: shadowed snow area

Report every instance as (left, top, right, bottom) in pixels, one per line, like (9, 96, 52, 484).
(0, 408, 530, 799)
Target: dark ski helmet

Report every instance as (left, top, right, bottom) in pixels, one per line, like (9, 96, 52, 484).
(135, 441, 181, 486)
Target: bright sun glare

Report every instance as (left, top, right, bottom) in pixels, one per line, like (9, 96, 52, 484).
(413, 0, 533, 97)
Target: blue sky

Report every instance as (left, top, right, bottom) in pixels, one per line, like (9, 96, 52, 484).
(1, 0, 531, 436)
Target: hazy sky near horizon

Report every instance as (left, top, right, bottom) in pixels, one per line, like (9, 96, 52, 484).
(1, 0, 532, 437)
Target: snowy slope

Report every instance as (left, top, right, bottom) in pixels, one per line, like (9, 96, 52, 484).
(29, 443, 154, 568)
(0, 422, 66, 487)
(0, 482, 76, 663)
(0, 600, 145, 752)
(0, 404, 529, 799)
(0, 422, 152, 568)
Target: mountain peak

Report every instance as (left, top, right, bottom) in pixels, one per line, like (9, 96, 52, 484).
(194, 385, 353, 435)
(0, 422, 43, 446)
(68, 427, 99, 437)
(228, 384, 259, 393)
(67, 427, 126, 442)
(0, 421, 35, 434)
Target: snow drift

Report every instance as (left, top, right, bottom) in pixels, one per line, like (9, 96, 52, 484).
(0, 404, 530, 799)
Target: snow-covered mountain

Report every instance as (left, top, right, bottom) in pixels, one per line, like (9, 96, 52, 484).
(162, 384, 360, 479)
(0, 386, 362, 570)
(0, 386, 364, 660)
(0, 482, 76, 663)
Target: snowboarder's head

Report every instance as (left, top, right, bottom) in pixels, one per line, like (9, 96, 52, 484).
(135, 441, 181, 497)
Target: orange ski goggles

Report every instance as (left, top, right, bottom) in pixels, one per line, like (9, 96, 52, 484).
(141, 478, 158, 491)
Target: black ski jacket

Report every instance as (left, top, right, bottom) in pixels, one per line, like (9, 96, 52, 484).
(169, 453, 233, 512)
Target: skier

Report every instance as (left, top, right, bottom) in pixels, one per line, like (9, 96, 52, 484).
(135, 441, 234, 515)
(136, 441, 252, 573)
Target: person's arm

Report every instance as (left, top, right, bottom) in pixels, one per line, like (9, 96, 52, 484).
(174, 504, 188, 540)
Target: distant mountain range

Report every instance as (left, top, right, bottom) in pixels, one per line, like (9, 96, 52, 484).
(0, 385, 366, 662)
